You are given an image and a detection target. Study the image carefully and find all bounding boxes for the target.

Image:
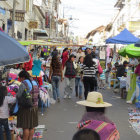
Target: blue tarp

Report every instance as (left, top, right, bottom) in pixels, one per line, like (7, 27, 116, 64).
(106, 28, 139, 44)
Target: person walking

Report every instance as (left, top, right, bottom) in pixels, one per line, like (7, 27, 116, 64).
(64, 54, 77, 99)
(0, 86, 16, 140)
(81, 54, 98, 99)
(49, 55, 63, 102)
(16, 71, 39, 140)
(75, 56, 84, 99)
(62, 48, 69, 69)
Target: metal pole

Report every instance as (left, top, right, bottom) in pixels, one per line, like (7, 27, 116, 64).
(12, 0, 16, 38)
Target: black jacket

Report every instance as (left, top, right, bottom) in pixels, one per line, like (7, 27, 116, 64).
(65, 61, 76, 77)
(116, 65, 126, 77)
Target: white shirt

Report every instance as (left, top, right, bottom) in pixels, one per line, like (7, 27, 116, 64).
(76, 52, 85, 62)
(0, 96, 16, 118)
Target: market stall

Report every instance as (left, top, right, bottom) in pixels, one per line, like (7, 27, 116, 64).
(118, 40, 140, 105)
(0, 32, 51, 139)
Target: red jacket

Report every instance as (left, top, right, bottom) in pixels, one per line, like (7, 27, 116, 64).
(24, 53, 33, 71)
(62, 51, 68, 68)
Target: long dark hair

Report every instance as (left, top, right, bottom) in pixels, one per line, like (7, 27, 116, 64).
(18, 70, 33, 87)
(51, 56, 61, 68)
(84, 54, 95, 68)
(86, 107, 106, 113)
(0, 86, 7, 107)
(63, 48, 68, 53)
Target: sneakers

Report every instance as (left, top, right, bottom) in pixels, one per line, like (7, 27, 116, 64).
(57, 98, 60, 102)
(64, 95, 67, 99)
(68, 95, 71, 99)
(79, 96, 82, 99)
(126, 100, 132, 104)
(64, 95, 72, 99)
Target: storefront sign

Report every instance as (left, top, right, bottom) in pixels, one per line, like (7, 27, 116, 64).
(10, 10, 25, 22)
(29, 21, 38, 29)
(45, 12, 50, 28)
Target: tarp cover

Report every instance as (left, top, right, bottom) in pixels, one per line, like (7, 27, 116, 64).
(0, 31, 29, 66)
(106, 28, 139, 44)
(119, 44, 140, 58)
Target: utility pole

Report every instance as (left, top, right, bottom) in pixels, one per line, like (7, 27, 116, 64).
(12, 0, 16, 38)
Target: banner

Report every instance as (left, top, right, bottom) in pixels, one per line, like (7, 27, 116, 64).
(45, 12, 50, 28)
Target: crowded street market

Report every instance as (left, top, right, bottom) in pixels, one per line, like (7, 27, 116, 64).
(0, 0, 140, 140)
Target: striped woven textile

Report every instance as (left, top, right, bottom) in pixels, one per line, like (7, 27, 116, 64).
(77, 120, 120, 140)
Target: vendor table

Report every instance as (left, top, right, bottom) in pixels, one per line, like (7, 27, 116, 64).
(118, 77, 127, 89)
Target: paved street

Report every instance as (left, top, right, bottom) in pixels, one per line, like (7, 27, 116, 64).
(39, 82, 140, 140)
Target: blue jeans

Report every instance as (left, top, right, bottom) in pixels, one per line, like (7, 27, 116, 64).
(0, 118, 11, 140)
(75, 77, 82, 96)
(52, 76, 61, 100)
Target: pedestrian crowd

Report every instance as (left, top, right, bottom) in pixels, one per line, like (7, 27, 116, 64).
(0, 45, 123, 140)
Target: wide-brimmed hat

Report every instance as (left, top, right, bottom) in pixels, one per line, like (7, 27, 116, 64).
(77, 92, 112, 108)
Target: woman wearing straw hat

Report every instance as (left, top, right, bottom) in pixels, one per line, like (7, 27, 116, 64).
(76, 92, 120, 140)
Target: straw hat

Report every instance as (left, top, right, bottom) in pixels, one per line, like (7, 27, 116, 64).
(77, 92, 112, 108)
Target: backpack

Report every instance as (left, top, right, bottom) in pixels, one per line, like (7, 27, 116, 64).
(18, 81, 33, 108)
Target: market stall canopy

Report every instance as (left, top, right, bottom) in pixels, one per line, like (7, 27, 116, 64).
(19, 40, 84, 47)
(19, 40, 49, 46)
(119, 44, 140, 58)
(0, 31, 29, 66)
(106, 28, 139, 44)
(135, 40, 140, 47)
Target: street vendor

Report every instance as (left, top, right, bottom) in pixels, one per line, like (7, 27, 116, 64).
(116, 61, 129, 78)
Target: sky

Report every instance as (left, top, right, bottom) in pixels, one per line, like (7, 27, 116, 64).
(62, 0, 117, 37)
(34, 0, 117, 37)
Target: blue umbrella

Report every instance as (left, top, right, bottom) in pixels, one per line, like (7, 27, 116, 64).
(0, 31, 29, 66)
(135, 40, 140, 47)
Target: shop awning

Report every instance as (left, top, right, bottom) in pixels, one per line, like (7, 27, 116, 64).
(33, 29, 48, 36)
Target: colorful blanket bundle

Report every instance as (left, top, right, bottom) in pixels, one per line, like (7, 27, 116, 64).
(77, 120, 120, 140)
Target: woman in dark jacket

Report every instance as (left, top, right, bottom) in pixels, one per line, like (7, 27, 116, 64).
(17, 71, 39, 140)
(63, 54, 77, 99)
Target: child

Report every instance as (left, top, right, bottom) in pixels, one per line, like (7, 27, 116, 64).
(0, 86, 16, 140)
(99, 69, 106, 89)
